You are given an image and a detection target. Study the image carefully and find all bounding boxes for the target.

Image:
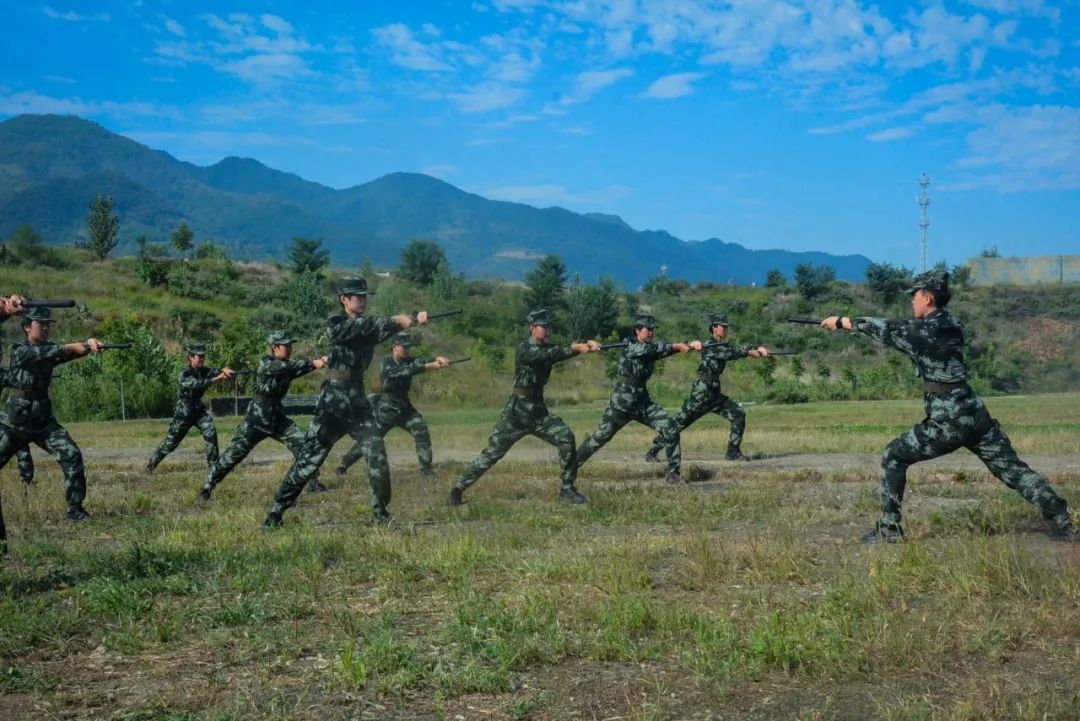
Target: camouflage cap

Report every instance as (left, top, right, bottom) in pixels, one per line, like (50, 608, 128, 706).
(23, 306, 52, 323)
(709, 313, 730, 327)
(634, 313, 657, 329)
(268, 330, 293, 346)
(906, 269, 949, 294)
(337, 276, 375, 296)
(391, 332, 417, 347)
(526, 309, 555, 327)
(186, 342, 208, 356)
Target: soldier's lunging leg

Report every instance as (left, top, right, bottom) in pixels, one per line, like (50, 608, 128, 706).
(968, 420, 1070, 530)
(350, 418, 393, 520)
(646, 393, 708, 461)
(402, 409, 434, 476)
(336, 440, 364, 475)
(195, 412, 219, 467)
(269, 414, 348, 520)
(531, 414, 579, 494)
(879, 420, 963, 532)
(455, 420, 530, 492)
(17, 445, 34, 485)
(640, 402, 681, 480)
(203, 421, 265, 496)
(576, 406, 632, 469)
(146, 415, 196, 471)
(717, 396, 747, 458)
(40, 424, 89, 519)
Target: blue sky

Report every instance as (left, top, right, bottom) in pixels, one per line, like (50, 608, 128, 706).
(1, 1, 1078, 270)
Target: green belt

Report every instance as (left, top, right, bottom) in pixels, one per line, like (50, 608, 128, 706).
(923, 381, 966, 394)
(7, 389, 48, 401)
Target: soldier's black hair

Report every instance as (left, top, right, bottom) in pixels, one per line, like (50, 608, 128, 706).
(928, 288, 951, 308)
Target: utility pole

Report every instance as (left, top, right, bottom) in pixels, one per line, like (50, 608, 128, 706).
(917, 173, 931, 272)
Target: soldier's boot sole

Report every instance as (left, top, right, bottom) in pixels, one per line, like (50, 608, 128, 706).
(1047, 515, 1079, 542)
(66, 506, 92, 522)
(307, 481, 330, 494)
(447, 488, 464, 506)
(557, 487, 588, 504)
(197, 487, 213, 502)
(644, 451, 661, 463)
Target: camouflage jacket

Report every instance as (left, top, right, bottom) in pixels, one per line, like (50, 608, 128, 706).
(316, 313, 401, 418)
(378, 355, 431, 406)
(853, 309, 966, 384)
(694, 342, 750, 392)
(175, 365, 223, 414)
(247, 355, 316, 429)
(511, 337, 576, 402)
(4, 339, 81, 430)
(615, 340, 677, 390)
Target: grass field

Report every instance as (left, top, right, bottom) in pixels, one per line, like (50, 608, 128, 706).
(2, 393, 1079, 720)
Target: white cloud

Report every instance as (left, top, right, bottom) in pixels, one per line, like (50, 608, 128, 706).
(372, 23, 452, 72)
(546, 68, 633, 111)
(218, 53, 314, 85)
(0, 90, 175, 119)
(43, 6, 109, 22)
(480, 182, 632, 207)
(866, 127, 914, 141)
(447, 82, 529, 113)
(44, 75, 76, 84)
(420, 164, 457, 178)
(639, 72, 706, 99)
(163, 16, 186, 37)
(261, 14, 295, 35)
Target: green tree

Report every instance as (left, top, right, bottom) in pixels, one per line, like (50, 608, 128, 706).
(171, 223, 194, 256)
(980, 246, 1000, 258)
(289, 236, 330, 277)
(765, 269, 787, 288)
(84, 193, 120, 260)
(285, 269, 333, 338)
(565, 276, 620, 341)
(951, 263, 972, 287)
(864, 262, 913, 305)
(523, 254, 567, 312)
(794, 263, 836, 300)
(431, 260, 464, 305)
(134, 234, 170, 287)
(399, 239, 447, 286)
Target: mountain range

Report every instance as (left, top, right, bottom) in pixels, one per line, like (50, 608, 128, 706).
(0, 114, 872, 285)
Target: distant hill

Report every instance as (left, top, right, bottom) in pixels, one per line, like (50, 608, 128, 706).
(0, 114, 872, 285)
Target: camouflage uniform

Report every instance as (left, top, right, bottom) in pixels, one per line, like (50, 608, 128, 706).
(452, 310, 582, 500)
(576, 318, 682, 478)
(0, 316, 35, 484)
(854, 270, 1072, 539)
(337, 344, 435, 476)
(203, 332, 320, 496)
(647, 315, 750, 461)
(0, 308, 92, 525)
(265, 277, 401, 524)
(145, 344, 221, 472)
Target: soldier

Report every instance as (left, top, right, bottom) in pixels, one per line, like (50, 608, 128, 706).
(644, 313, 769, 464)
(0, 293, 36, 486)
(335, 332, 450, 480)
(447, 309, 600, 506)
(199, 331, 328, 501)
(144, 343, 234, 474)
(821, 269, 1076, 543)
(575, 313, 702, 483)
(262, 277, 427, 527)
(0, 306, 104, 553)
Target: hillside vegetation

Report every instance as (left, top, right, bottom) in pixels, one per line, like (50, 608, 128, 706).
(2, 240, 1078, 424)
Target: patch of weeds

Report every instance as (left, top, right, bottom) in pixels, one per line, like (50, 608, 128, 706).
(80, 577, 153, 622)
(208, 594, 273, 628)
(588, 592, 662, 662)
(507, 690, 553, 719)
(1, 664, 58, 693)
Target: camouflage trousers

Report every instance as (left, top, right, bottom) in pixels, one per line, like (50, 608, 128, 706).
(647, 385, 744, 458)
(205, 415, 307, 491)
(880, 390, 1069, 529)
(339, 405, 433, 474)
(271, 402, 390, 517)
(147, 407, 219, 470)
(577, 396, 681, 475)
(0, 420, 87, 510)
(0, 413, 37, 484)
(456, 396, 577, 491)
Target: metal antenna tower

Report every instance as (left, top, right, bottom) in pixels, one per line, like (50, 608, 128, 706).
(917, 173, 931, 272)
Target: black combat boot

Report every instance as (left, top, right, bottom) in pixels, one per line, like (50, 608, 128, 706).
(197, 486, 212, 502)
(307, 476, 329, 493)
(665, 471, 685, 484)
(725, 448, 750, 461)
(861, 522, 904, 544)
(447, 487, 464, 506)
(66, 505, 92, 522)
(644, 450, 660, 463)
(558, 486, 588, 504)
(261, 511, 283, 529)
(1048, 513, 1079, 542)
(335, 465, 347, 477)
(419, 466, 437, 480)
